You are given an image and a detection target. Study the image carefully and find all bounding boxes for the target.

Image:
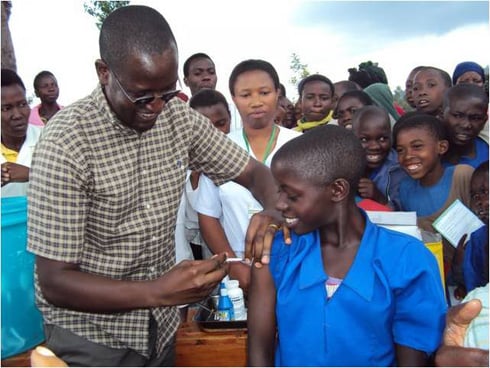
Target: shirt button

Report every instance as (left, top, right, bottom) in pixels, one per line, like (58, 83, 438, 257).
(149, 266, 156, 273)
(152, 236, 157, 241)
(146, 203, 151, 209)
(142, 169, 147, 175)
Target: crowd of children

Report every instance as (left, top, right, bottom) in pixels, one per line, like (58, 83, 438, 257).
(2, 6, 488, 364)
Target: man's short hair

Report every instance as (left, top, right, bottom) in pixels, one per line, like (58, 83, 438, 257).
(99, 5, 176, 74)
(33, 70, 56, 90)
(183, 53, 213, 78)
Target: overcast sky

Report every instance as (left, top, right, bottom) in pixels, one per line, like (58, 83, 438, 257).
(8, 0, 489, 110)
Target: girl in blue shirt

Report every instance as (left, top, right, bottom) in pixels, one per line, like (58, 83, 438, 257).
(247, 125, 447, 367)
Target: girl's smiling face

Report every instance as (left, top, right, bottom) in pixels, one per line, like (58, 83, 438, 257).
(272, 161, 333, 235)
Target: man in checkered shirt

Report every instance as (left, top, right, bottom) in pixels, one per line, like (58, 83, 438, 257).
(27, 5, 280, 366)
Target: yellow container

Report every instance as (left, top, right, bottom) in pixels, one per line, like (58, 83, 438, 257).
(421, 230, 445, 290)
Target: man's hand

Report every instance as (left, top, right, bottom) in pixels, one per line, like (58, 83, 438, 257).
(435, 299, 489, 366)
(37, 253, 229, 312)
(152, 253, 229, 306)
(244, 210, 289, 268)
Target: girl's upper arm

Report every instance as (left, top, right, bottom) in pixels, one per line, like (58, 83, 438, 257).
(247, 264, 277, 367)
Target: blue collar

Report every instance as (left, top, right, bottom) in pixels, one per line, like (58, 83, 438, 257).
(297, 211, 376, 301)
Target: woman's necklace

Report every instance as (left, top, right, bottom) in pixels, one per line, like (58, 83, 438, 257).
(242, 125, 277, 164)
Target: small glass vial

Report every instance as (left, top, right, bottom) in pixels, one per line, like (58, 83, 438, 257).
(217, 282, 234, 321)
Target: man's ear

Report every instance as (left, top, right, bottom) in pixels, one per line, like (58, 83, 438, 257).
(183, 76, 189, 87)
(95, 59, 110, 86)
(438, 139, 449, 155)
(330, 178, 350, 202)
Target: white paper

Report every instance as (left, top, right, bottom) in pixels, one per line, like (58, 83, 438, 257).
(366, 211, 422, 240)
(432, 199, 485, 248)
(366, 211, 417, 226)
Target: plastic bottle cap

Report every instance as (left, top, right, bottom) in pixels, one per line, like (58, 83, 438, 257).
(226, 280, 239, 289)
(220, 288, 229, 296)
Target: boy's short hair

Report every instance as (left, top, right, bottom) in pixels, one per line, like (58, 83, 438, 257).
(473, 160, 489, 179)
(1, 69, 26, 90)
(33, 70, 55, 90)
(298, 74, 334, 98)
(352, 105, 390, 131)
(272, 125, 365, 194)
(421, 66, 452, 88)
(393, 112, 447, 147)
(338, 90, 374, 106)
(189, 88, 230, 115)
(229, 59, 280, 96)
(443, 84, 489, 109)
(334, 80, 362, 94)
(183, 52, 213, 77)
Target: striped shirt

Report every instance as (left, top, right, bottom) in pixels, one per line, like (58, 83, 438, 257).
(27, 85, 250, 357)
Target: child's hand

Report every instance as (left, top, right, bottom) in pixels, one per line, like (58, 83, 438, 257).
(358, 178, 387, 204)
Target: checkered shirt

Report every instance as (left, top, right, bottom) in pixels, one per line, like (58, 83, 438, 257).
(27, 85, 249, 357)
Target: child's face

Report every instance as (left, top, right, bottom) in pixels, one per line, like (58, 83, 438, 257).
(352, 115, 391, 170)
(276, 95, 296, 128)
(395, 126, 448, 186)
(443, 96, 487, 148)
(404, 69, 419, 109)
(412, 69, 448, 115)
(272, 161, 333, 234)
(336, 96, 366, 129)
(301, 81, 334, 122)
(470, 171, 489, 225)
(232, 70, 279, 129)
(195, 103, 231, 135)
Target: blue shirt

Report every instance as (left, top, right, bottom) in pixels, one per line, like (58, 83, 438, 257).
(443, 137, 489, 169)
(368, 149, 409, 211)
(269, 215, 447, 367)
(399, 166, 455, 216)
(463, 225, 489, 293)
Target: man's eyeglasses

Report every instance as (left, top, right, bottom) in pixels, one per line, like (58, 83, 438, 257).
(110, 69, 180, 106)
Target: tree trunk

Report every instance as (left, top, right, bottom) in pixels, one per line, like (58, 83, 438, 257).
(1, 1, 17, 71)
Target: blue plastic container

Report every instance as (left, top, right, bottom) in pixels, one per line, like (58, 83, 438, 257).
(1, 196, 45, 358)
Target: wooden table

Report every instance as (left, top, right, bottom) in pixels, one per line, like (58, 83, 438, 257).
(175, 306, 247, 366)
(1, 307, 247, 367)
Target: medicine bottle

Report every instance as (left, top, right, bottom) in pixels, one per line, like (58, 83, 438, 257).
(226, 280, 247, 320)
(217, 282, 234, 321)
